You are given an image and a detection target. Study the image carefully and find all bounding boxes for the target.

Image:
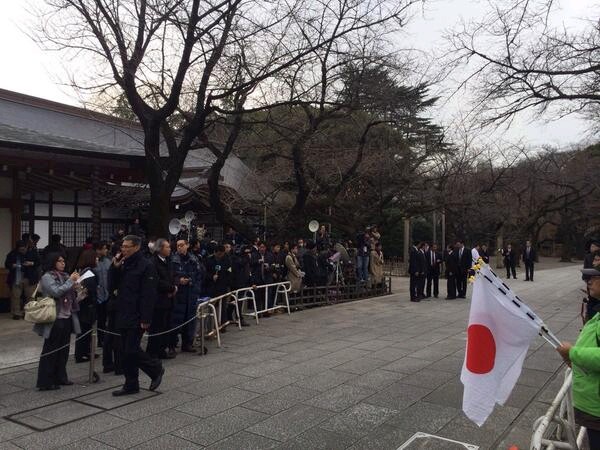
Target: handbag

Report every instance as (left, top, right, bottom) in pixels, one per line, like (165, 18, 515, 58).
(24, 284, 57, 324)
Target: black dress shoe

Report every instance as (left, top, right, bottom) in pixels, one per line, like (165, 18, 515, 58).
(445, 296, 456, 300)
(39, 385, 60, 391)
(112, 387, 139, 396)
(59, 380, 74, 386)
(149, 367, 165, 391)
(103, 366, 115, 374)
(181, 345, 195, 353)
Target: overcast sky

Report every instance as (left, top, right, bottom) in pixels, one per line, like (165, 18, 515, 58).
(0, 0, 595, 147)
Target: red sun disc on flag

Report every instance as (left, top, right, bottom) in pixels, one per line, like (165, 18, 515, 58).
(466, 324, 496, 374)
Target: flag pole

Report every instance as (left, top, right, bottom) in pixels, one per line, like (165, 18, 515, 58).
(539, 325, 562, 349)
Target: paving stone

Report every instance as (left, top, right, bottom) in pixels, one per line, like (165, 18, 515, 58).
(505, 383, 540, 409)
(232, 359, 291, 378)
(332, 357, 388, 375)
(129, 434, 201, 450)
(344, 369, 407, 390)
(284, 358, 343, 377)
(93, 410, 198, 449)
(243, 385, 320, 415)
(384, 401, 460, 433)
(237, 371, 300, 394)
(368, 346, 413, 362)
(0, 420, 31, 442)
(320, 403, 398, 439)
(177, 372, 254, 397)
(277, 427, 357, 450)
(346, 424, 414, 450)
(76, 389, 156, 410)
(326, 348, 373, 364)
(436, 405, 521, 448)
(108, 389, 195, 420)
(303, 384, 377, 412)
(247, 404, 333, 442)
(277, 348, 330, 363)
(364, 382, 432, 410)
(380, 357, 433, 374)
(11, 412, 128, 450)
(176, 387, 260, 418)
(422, 378, 463, 409)
(0, 442, 25, 450)
(399, 368, 456, 389)
(206, 431, 279, 450)
(61, 438, 119, 449)
(311, 340, 357, 352)
(173, 406, 269, 446)
(292, 369, 357, 392)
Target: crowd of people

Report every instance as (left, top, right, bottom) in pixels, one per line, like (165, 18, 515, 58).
(3, 222, 387, 394)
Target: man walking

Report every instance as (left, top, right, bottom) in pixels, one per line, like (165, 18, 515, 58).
(110, 235, 164, 396)
(522, 240, 536, 282)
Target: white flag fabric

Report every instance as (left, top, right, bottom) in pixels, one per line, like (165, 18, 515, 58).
(461, 264, 541, 426)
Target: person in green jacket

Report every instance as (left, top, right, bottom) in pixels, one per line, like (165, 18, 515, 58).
(557, 263, 600, 449)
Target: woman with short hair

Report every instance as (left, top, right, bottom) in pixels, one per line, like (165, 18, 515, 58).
(35, 253, 80, 390)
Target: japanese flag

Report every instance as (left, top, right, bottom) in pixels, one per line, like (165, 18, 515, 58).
(461, 264, 541, 426)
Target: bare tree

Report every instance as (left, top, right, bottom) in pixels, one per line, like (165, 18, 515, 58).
(37, 0, 421, 236)
(446, 0, 600, 127)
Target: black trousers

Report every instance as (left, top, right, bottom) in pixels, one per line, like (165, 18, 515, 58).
(426, 274, 439, 297)
(146, 308, 171, 357)
(506, 264, 516, 278)
(588, 428, 600, 450)
(37, 318, 72, 388)
(409, 274, 419, 300)
(525, 262, 534, 280)
(75, 320, 93, 360)
(120, 328, 162, 390)
(102, 310, 122, 373)
(446, 274, 456, 298)
(456, 273, 467, 297)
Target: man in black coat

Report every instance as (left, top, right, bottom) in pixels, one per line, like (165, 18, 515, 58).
(425, 243, 442, 298)
(206, 244, 234, 324)
(109, 235, 164, 396)
(454, 240, 471, 298)
(444, 245, 458, 299)
(408, 240, 425, 302)
(4, 240, 40, 319)
(522, 240, 536, 282)
(147, 239, 177, 359)
(302, 241, 321, 288)
(502, 244, 517, 279)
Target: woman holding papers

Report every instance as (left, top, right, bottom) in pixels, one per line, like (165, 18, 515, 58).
(557, 263, 600, 449)
(35, 253, 80, 390)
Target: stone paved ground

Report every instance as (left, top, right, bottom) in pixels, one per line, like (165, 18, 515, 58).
(0, 260, 584, 449)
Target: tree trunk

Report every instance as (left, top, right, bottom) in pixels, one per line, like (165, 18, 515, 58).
(144, 127, 171, 238)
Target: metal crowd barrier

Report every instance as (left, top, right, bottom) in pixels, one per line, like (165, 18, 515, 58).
(233, 281, 292, 326)
(193, 281, 292, 348)
(530, 369, 587, 450)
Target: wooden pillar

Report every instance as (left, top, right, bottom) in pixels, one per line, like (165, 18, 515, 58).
(432, 211, 437, 244)
(403, 217, 410, 274)
(11, 170, 22, 243)
(91, 168, 101, 241)
(441, 210, 446, 252)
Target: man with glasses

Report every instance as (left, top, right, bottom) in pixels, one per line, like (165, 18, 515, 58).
(109, 235, 164, 396)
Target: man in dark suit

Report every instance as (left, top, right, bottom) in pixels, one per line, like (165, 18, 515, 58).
(444, 245, 458, 299)
(502, 244, 517, 279)
(147, 239, 177, 359)
(522, 240, 536, 281)
(454, 240, 471, 298)
(425, 243, 442, 298)
(109, 235, 164, 396)
(408, 240, 425, 302)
